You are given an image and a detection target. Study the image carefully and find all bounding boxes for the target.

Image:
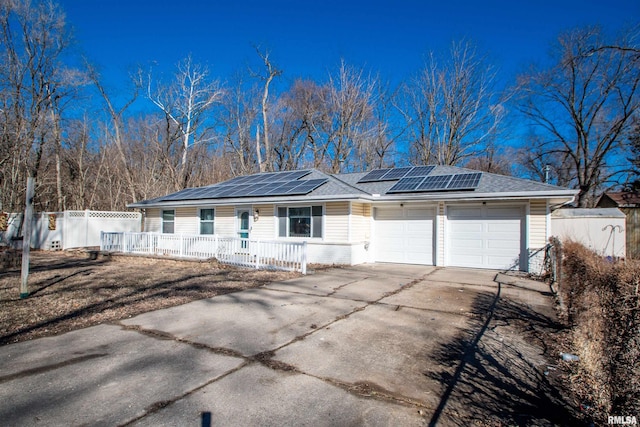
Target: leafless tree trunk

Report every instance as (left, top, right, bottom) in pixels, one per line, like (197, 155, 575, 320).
(252, 48, 282, 172)
(219, 75, 260, 176)
(145, 55, 223, 188)
(518, 27, 640, 207)
(0, 0, 71, 210)
(88, 64, 138, 203)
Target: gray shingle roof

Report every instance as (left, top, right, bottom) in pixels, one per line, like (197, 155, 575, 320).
(128, 165, 577, 208)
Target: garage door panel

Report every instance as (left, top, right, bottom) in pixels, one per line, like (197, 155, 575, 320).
(448, 205, 523, 270)
(451, 222, 483, 233)
(450, 238, 483, 249)
(487, 222, 520, 233)
(487, 239, 520, 250)
(448, 207, 478, 218)
(406, 223, 431, 235)
(375, 207, 434, 265)
(487, 207, 523, 219)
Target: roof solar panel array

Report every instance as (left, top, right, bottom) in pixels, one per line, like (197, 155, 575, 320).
(357, 165, 435, 183)
(416, 175, 453, 191)
(447, 172, 482, 190)
(157, 170, 327, 201)
(387, 172, 482, 193)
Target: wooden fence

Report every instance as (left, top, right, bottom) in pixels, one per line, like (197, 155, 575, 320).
(622, 208, 640, 258)
(100, 232, 307, 274)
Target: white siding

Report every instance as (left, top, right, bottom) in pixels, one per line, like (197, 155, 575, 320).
(175, 207, 198, 235)
(144, 208, 161, 232)
(324, 201, 350, 242)
(216, 206, 235, 237)
(437, 202, 445, 266)
(251, 204, 275, 240)
(529, 199, 547, 249)
(350, 202, 371, 242)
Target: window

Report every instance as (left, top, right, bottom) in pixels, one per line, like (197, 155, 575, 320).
(162, 210, 175, 234)
(200, 208, 215, 234)
(278, 206, 322, 238)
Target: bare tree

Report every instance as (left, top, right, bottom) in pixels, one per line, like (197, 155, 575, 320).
(627, 117, 640, 188)
(219, 74, 260, 176)
(399, 40, 506, 167)
(251, 47, 282, 172)
(356, 82, 398, 169)
(0, 0, 72, 211)
(88, 63, 139, 203)
(145, 55, 223, 188)
(323, 60, 378, 173)
(464, 146, 514, 175)
(518, 27, 640, 207)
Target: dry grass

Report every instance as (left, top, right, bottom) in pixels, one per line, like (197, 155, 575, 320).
(0, 251, 299, 345)
(559, 241, 640, 420)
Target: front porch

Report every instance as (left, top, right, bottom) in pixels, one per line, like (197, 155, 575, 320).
(100, 232, 307, 274)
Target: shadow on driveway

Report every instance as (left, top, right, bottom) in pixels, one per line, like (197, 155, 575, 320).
(427, 282, 581, 426)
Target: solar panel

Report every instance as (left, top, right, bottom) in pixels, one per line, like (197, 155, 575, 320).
(283, 179, 328, 195)
(262, 183, 291, 195)
(387, 177, 425, 193)
(276, 170, 311, 181)
(216, 184, 251, 197)
(248, 173, 275, 184)
(404, 165, 436, 177)
(220, 176, 247, 186)
(242, 183, 268, 196)
(271, 181, 301, 191)
(358, 169, 392, 182)
(417, 175, 453, 191)
(446, 173, 482, 190)
(157, 171, 325, 201)
(357, 165, 438, 183)
(188, 188, 212, 198)
(380, 167, 413, 180)
(161, 188, 199, 200)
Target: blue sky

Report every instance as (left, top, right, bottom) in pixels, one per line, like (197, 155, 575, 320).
(59, 0, 639, 91)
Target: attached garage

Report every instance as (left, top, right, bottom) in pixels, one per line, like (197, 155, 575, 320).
(374, 206, 435, 265)
(447, 204, 524, 270)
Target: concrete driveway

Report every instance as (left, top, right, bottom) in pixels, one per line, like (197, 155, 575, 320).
(0, 264, 572, 426)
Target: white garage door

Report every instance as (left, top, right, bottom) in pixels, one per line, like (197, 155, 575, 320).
(374, 207, 434, 265)
(447, 205, 523, 270)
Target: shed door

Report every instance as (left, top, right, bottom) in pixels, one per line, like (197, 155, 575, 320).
(447, 205, 523, 270)
(374, 207, 434, 265)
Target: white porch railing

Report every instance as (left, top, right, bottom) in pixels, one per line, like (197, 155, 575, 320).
(100, 232, 307, 274)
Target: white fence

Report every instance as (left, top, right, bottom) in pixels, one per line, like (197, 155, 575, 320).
(0, 210, 142, 250)
(101, 232, 307, 274)
(551, 208, 627, 258)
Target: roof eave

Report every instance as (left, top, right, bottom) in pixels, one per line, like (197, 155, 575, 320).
(127, 193, 371, 208)
(370, 189, 578, 202)
(127, 189, 578, 209)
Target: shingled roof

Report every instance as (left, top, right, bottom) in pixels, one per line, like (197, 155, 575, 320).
(597, 191, 640, 208)
(129, 165, 577, 208)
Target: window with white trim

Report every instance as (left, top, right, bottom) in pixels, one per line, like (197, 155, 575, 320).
(278, 206, 322, 238)
(162, 210, 175, 234)
(199, 208, 215, 234)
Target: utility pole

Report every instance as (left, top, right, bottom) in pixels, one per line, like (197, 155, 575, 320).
(20, 177, 34, 299)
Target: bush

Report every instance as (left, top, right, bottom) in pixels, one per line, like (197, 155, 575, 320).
(560, 241, 640, 419)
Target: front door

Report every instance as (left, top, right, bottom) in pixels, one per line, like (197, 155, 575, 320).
(237, 209, 250, 248)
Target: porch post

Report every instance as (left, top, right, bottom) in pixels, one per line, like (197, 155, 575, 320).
(301, 241, 307, 275)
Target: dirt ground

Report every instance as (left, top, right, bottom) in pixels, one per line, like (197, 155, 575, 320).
(0, 251, 298, 345)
